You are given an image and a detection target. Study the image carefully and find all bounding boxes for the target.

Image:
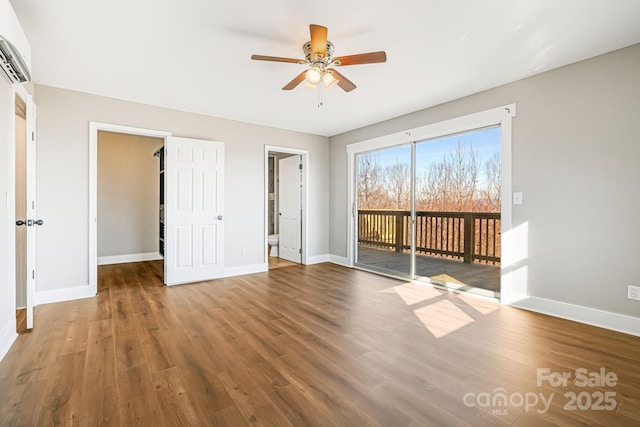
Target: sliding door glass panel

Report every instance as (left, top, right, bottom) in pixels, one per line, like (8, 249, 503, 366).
(355, 145, 412, 278)
(414, 127, 501, 295)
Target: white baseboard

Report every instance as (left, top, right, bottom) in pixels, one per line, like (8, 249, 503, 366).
(305, 254, 330, 265)
(36, 285, 96, 305)
(509, 297, 640, 337)
(329, 254, 350, 267)
(98, 252, 163, 266)
(224, 263, 268, 278)
(0, 324, 18, 363)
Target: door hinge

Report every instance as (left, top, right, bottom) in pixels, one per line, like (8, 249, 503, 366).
(299, 249, 302, 254)
(299, 163, 302, 170)
(32, 270, 35, 279)
(31, 131, 35, 141)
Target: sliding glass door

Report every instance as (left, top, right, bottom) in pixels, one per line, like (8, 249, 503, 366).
(355, 144, 412, 278)
(354, 127, 502, 297)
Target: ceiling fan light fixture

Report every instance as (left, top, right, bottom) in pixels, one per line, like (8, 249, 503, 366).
(251, 24, 386, 94)
(305, 81, 318, 90)
(322, 71, 339, 89)
(305, 67, 323, 85)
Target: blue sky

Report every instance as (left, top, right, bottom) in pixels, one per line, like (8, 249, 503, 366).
(363, 126, 501, 170)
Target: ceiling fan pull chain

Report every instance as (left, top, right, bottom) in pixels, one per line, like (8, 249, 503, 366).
(318, 82, 324, 108)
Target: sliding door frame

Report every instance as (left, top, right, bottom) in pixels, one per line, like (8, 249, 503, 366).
(346, 104, 516, 298)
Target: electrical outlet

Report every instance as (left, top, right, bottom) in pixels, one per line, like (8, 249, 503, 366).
(242, 248, 247, 256)
(629, 285, 640, 301)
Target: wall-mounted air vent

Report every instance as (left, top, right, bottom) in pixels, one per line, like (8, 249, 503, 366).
(0, 37, 30, 83)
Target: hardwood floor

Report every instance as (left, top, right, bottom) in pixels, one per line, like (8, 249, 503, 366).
(268, 256, 297, 270)
(1, 261, 639, 426)
(15, 308, 27, 335)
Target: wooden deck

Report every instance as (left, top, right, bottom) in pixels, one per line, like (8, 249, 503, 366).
(357, 245, 500, 293)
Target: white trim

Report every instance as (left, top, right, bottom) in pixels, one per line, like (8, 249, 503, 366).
(305, 254, 330, 265)
(510, 297, 640, 337)
(329, 254, 350, 267)
(224, 263, 268, 278)
(346, 104, 516, 154)
(345, 104, 516, 301)
(346, 150, 355, 267)
(89, 122, 171, 295)
(1, 83, 17, 340)
(36, 285, 95, 305)
(98, 252, 163, 266)
(264, 145, 310, 266)
(0, 324, 18, 363)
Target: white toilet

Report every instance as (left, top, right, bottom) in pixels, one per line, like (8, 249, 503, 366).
(268, 234, 279, 257)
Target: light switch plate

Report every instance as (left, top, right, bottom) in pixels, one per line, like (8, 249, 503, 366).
(513, 192, 523, 205)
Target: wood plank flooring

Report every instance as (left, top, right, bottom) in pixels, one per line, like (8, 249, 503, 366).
(1, 261, 639, 426)
(15, 308, 27, 335)
(268, 256, 298, 270)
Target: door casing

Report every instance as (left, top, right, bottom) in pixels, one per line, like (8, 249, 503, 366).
(264, 146, 309, 265)
(89, 122, 171, 294)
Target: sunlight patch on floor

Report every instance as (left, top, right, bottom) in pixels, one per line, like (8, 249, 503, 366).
(414, 300, 475, 338)
(457, 293, 499, 315)
(430, 273, 464, 285)
(380, 282, 442, 306)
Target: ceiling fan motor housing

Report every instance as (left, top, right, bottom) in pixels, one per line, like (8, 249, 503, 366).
(303, 40, 335, 66)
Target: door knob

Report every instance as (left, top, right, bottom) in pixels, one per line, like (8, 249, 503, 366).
(217, 215, 223, 220)
(35, 220, 44, 226)
(16, 220, 26, 226)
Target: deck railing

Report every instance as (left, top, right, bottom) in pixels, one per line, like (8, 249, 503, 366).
(357, 209, 501, 265)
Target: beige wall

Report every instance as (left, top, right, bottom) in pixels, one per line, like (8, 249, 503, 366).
(97, 131, 163, 258)
(34, 85, 329, 292)
(329, 43, 640, 319)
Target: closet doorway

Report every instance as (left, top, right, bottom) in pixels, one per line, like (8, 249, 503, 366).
(264, 146, 309, 269)
(90, 123, 226, 289)
(96, 131, 165, 269)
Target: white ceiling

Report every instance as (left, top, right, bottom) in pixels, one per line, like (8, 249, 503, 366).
(10, 0, 640, 137)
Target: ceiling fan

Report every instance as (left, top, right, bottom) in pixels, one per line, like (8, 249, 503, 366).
(251, 24, 386, 92)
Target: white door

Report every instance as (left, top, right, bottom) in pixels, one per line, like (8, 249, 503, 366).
(278, 155, 301, 263)
(25, 95, 36, 329)
(164, 136, 224, 285)
(15, 91, 36, 330)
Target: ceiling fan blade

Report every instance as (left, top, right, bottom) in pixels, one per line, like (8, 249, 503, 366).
(329, 69, 357, 92)
(251, 55, 303, 64)
(310, 24, 328, 57)
(282, 71, 307, 90)
(334, 51, 387, 66)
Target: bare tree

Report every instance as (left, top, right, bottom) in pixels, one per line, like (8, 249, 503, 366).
(483, 152, 501, 211)
(357, 140, 499, 213)
(384, 159, 410, 209)
(448, 141, 479, 211)
(357, 153, 383, 208)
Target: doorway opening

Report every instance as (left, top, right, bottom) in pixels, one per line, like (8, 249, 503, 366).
(89, 123, 171, 294)
(264, 146, 309, 269)
(14, 93, 27, 334)
(96, 131, 165, 279)
(90, 124, 226, 288)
